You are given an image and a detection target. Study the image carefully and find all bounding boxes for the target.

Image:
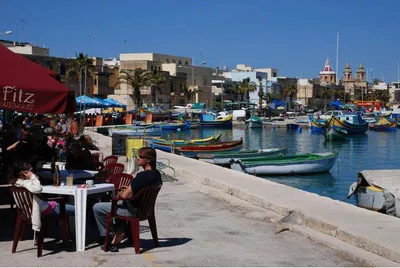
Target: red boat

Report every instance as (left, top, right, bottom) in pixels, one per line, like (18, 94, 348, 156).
(179, 138, 243, 158)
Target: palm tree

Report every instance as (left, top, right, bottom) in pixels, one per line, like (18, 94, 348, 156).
(231, 82, 242, 102)
(375, 90, 390, 103)
(148, 71, 166, 107)
(66, 53, 96, 95)
(114, 69, 151, 108)
(258, 83, 264, 113)
(239, 78, 257, 107)
(283, 84, 298, 110)
(66, 53, 96, 81)
(181, 82, 203, 103)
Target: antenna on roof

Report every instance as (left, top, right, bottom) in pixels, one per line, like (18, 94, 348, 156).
(124, 37, 128, 51)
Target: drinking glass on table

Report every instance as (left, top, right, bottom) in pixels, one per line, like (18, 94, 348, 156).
(66, 171, 74, 186)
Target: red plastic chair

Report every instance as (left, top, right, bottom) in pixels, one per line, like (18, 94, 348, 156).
(10, 187, 68, 257)
(104, 184, 162, 254)
(104, 163, 124, 175)
(108, 173, 134, 193)
(103, 155, 118, 166)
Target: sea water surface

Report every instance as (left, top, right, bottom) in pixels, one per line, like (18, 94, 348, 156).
(160, 126, 400, 205)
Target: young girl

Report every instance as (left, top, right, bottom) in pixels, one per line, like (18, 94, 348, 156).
(9, 162, 75, 231)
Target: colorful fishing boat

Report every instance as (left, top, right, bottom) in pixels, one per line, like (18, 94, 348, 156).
(328, 115, 368, 135)
(369, 117, 396, 131)
(198, 147, 288, 165)
(324, 127, 347, 141)
(311, 119, 328, 133)
(200, 113, 233, 128)
(245, 115, 263, 128)
(230, 152, 338, 175)
(151, 134, 222, 153)
(347, 170, 400, 216)
(160, 122, 187, 131)
(179, 138, 243, 158)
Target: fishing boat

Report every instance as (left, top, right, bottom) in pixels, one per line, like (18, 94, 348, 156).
(198, 147, 288, 165)
(369, 117, 396, 131)
(245, 115, 263, 128)
(286, 123, 300, 131)
(328, 115, 368, 135)
(311, 119, 328, 133)
(179, 138, 243, 158)
(160, 122, 187, 131)
(347, 170, 400, 216)
(324, 127, 347, 141)
(108, 125, 162, 136)
(153, 134, 221, 147)
(200, 113, 233, 128)
(151, 134, 222, 153)
(230, 152, 338, 175)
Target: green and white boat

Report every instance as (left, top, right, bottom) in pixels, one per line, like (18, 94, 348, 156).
(245, 115, 263, 128)
(230, 152, 338, 175)
(198, 147, 288, 165)
(324, 127, 347, 141)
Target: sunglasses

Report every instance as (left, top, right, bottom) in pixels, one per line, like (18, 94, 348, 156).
(137, 155, 147, 159)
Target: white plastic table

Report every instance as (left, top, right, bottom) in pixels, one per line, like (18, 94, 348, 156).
(37, 170, 98, 180)
(41, 183, 115, 251)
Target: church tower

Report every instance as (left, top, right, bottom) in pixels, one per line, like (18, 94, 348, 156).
(343, 63, 354, 96)
(319, 58, 336, 84)
(356, 63, 366, 82)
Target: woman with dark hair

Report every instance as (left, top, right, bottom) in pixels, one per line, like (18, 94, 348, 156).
(9, 161, 75, 231)
(92, 147, 162, 252)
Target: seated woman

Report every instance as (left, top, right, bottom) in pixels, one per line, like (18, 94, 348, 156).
(9, 162, 75, 231)
(65, 136, 96, 171)
(93, 147, 163, 252)
(79, 135, 103, 162)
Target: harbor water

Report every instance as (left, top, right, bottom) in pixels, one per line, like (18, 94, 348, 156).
(160, 125, 400, 205)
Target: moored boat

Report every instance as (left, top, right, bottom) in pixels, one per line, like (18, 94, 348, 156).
(311, 119, 328, 133)
(198, 147, 288, 165)
(161, 122, 187, 131)
(153, 134, 221, 147)
(324, 127, 347, 141)
(369, 117, 396, 131)
(230, 152, 338, 175)
(108, 125, 162, 136)
(200, 113, 233, 128)
(245, 115, 263, 128)
(347, 170, 400, 216)
(179, 138, 243, 158)
(286, 123, 300, 131)
(328, 115, 368, 135)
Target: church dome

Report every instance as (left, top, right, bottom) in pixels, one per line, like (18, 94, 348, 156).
(320, 58, 336, 75)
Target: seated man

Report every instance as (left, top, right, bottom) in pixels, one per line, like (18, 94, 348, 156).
(93, 147, 162, 252)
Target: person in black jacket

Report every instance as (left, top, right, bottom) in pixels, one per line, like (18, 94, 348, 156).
(92, 147, 162, 252)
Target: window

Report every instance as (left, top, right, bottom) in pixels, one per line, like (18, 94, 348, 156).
(166, 59, 170, 63)
(151, 66, 153, 71)
(178, 60, 182, 65)
(185, 61, 189, 65)
(172, 59, 176, 63)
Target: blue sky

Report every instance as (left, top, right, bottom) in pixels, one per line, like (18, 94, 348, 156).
(2, 0, 400, 81)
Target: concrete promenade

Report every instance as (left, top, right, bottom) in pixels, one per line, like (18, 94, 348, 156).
(0, 129, 397, 266)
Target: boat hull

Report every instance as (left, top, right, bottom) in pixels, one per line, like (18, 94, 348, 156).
(355, 186, 385, 211)
(161, 123, 186, 131)
(231, 152, 337, 175)
(369, 121, 397, 131)
(324, 127, 347, 141)
(329, 116, 368, 135)
(311, 119, 327, 133)
(109, 126, 162, 136)
(179, 138, 243, 158)
(199, 148, 288, 165)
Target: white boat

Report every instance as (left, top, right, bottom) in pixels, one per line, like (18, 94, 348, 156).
(347, 170, 400, 216)
(230, 152, 337, 175)
(245, 115, 263, 128)
(108, 125, 162, 136)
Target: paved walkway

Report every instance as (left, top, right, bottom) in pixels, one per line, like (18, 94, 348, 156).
(0, 176, 363, 266)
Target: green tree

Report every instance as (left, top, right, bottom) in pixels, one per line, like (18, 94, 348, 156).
(283, 84, 298, 110)
(239, 78, 257, 107)
(231, 82, 242, 102)
(258, 83, 264, 113)
(66, 53, 96, 95)
(148, 71, 166, 107)
(115, 69, 151, 108)
(181, 82, 203, 103)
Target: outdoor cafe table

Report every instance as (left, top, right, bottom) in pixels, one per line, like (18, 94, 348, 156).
(41, 183, 115, 251)
(37, 170, 98, 182)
